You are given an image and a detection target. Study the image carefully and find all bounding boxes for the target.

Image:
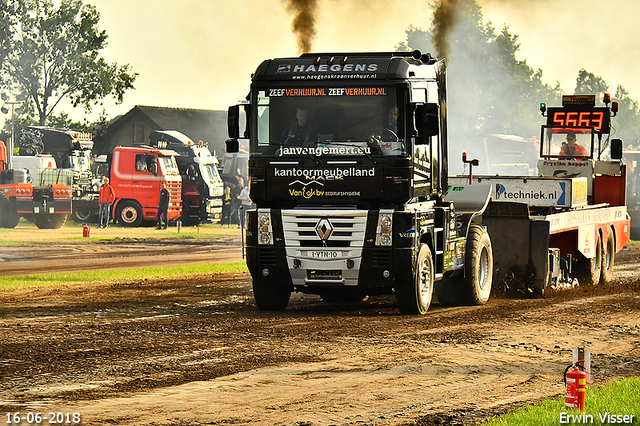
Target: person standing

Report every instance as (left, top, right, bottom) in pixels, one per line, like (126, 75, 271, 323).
(220, 186, 232, 228)
(157, 182, 170, 229)
(237, 177, 252, 229)
(98, 177, 116, 229)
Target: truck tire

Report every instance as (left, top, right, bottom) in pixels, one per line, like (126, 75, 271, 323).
(117, 200, 143, 227)
(436, 226, 493, 306)
(457, 225, 494, 305)
(33, 213, 68, 229)
(600, 230, 615, 285)
(0, 197, 20, 228)
(252, 277, 291, 311)
(180, 199, 200, 226)
(396, 243, 434, 315)
(575, 232, 602, 286)
(73, 209, 94, 223)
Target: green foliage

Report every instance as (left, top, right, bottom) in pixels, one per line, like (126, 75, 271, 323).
(485, 377, 640, 426)
(2, 0, 137, 126)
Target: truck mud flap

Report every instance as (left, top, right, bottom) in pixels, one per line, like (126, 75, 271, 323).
(444, 182, 492, 237)
(482, 201, 549, 295)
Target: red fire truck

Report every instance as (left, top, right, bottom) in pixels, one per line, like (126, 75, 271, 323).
(107, 146, 182, 226)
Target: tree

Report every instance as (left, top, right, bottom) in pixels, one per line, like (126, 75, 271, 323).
(613, 85, 640, 147)
(5, 0, 137, 125)
(0, 2, 14, 85)
(574, 69, 609, 97)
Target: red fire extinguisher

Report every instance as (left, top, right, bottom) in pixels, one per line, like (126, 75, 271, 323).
(82, 224, 90, 238)
(564, 360, 587, 410)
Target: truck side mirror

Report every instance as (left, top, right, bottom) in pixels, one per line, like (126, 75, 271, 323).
(228, 105, 240, 140)
(611, 138, 623, 160)
(414, 103, 439, 145)
(225, 138, 239, 154)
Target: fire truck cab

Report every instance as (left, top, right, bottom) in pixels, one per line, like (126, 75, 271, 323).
(109, 146, 182, 226)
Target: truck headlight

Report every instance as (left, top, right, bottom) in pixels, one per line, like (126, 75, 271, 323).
(258, 210, 273, 245)
(375, 210, 393, 246)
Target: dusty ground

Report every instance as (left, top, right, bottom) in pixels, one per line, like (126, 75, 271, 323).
(0, 228, 639, 425)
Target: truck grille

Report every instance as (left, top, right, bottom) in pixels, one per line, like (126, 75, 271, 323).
(281, 209, 367, 248)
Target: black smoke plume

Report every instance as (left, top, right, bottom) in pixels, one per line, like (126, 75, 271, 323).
(284, 0, 317, 54)
(432, 0, 460, 58)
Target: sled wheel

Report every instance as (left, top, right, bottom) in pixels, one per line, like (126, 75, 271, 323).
(575, 232, 602, 286)
(600, 229, 615, 285)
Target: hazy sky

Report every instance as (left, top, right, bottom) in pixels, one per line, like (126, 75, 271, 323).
(42, 0, 640, 124)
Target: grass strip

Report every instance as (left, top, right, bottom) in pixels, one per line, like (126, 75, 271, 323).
(485, 376, 640, 425)
(0, 261, 248, 292)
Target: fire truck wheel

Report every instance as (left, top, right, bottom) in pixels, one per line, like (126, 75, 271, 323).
(252, 278, 291, 311)
(396, 243, 434, 315)
(461, 225, 493, 305)
(575, 232, 602, 286)
(0, 197, 19, 228)
(117, 200, 143, 227)
(33, 213, 68, 229)
(600, 229, 615, 285)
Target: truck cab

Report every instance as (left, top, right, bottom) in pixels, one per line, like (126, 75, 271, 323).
(18, 127, 98, 221)
(149, 130, 224, 225)
(227, 51, 465, 314)
(0, 142, 72, 229)
(110, 146, 182, 226)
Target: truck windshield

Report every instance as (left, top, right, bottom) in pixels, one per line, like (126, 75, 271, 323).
(160, 156, 180, 175)
(199, 163, 221, 184)
(541, 127, 594, 158)
(69, 153, 91, 172)
(253, 85, 406, 157)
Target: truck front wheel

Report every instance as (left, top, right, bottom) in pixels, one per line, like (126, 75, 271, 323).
(396, 243, 434, 315)
(252, 277, 291, 311)
(117, 200, 143, 227)
(73, 209, 94, 223)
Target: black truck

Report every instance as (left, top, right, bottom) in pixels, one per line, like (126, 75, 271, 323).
(226, 51, 496, 314)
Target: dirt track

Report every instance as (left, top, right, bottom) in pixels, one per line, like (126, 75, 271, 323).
(0, 234, 639, 425)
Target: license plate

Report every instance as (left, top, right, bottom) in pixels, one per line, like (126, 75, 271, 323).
(308, 270, 341, 279)
(308, 250, 341, 258)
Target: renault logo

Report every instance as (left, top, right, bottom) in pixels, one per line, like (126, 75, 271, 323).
(315, 218, 333, 241)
